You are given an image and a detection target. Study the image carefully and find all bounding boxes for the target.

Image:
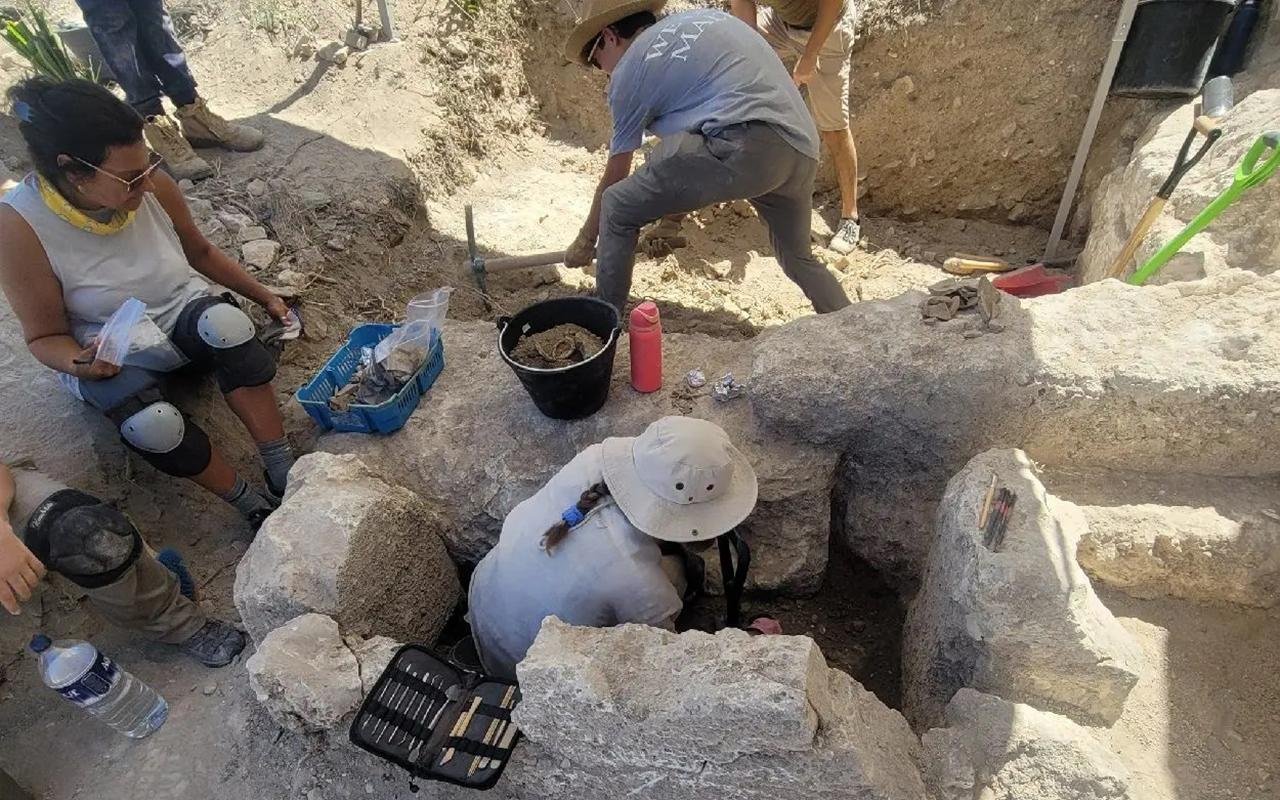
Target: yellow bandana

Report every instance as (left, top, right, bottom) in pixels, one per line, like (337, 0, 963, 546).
(37, 175, 136, 235)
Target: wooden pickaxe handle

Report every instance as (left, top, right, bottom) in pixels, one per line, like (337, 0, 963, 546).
(483, 251, 568, 273)
(1104, 197, 1167, 280)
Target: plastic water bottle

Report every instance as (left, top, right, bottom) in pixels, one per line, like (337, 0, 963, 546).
(30, 634, 168, 739)
(629, 300, 663, 393)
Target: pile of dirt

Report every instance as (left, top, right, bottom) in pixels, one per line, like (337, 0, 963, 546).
(510, 323, 603, 368)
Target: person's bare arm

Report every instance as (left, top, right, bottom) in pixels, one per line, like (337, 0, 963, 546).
(794, 0, 843, 87)
(0, 206, 119, 380)
(566, 151, 635, 267)
(729, 0, 758, 28)
(151, 172, 288, 322)
(0, 463, 46, 615)
(584, 152, 635, 240)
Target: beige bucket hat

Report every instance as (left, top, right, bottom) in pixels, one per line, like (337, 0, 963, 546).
(602, 416, 758, 543)
(563, 0, 667, 65)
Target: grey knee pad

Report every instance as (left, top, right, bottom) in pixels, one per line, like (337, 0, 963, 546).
(196, 303, 277, 392)
(119, 402, 212, 478)
(23, 490, 142, 589)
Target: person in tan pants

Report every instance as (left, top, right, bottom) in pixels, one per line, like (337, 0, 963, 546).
(1, 462, 244, 667)
(731, 0, 863, 253)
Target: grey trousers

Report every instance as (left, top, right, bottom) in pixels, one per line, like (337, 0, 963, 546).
(7, 470, 205, 645)
(596, 122, 851, 315)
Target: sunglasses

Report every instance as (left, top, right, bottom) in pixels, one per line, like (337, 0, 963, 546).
(586, 34, 604, 69)
(72, 152, 165, 192)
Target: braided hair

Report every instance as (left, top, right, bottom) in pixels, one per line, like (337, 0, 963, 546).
(541, 482, 611, 555)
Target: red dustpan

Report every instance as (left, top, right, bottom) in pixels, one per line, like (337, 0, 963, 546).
(993, 265, 1073, 298)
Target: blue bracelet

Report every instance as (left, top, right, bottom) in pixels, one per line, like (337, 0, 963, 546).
(561, 506, 585, 527)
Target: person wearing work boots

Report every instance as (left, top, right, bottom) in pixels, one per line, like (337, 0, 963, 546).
(732, 0, 863, 253)
(468, 416, 779, 680)
(0, 78, 294, 530)
(1, 463, 245, 667)
(75, 0, 264, 181)
(562, 0, 851, 316)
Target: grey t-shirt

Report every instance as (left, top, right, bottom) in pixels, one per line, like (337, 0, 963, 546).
(607, 9, 820, 161)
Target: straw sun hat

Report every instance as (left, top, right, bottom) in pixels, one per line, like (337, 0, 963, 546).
(563, 0, 667, 65)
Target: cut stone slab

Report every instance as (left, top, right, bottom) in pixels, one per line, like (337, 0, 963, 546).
(234, 452, 460, 645)
(753, 270, 1280, 588)
(323, 321, 838, 595)
(1077, 503, 1280, 608)
(922, 689, 1133, 800)
(902, 449, 1143, 729)
(245, 613, 364, 733)
(512, 618, 927, 800)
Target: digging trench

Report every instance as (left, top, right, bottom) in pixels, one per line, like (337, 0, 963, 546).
(3, 0, 1279, 797)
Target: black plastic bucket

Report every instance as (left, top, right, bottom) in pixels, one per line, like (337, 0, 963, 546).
(1112, 0, 1237, 97)
(498, 297, 622, 420)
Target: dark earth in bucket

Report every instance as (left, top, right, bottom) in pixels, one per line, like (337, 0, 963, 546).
(498, 297, 622, 420)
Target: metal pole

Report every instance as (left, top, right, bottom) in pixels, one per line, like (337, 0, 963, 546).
(377, 0, 397, 41)
(1043, 0, 1141, 261)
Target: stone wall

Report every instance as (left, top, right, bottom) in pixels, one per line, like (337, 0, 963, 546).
(751, 270, 1280, 589)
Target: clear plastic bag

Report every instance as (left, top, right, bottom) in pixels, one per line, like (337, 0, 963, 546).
(93, 297, 187, 371)
(94, 298, 146, 366)
(373, 287, 452, 373)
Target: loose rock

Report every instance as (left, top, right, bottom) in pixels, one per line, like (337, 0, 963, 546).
(237, 225, 268, 243)
(245, 613, 363, 733)
(241, 239, 281, 270)
(234, 453, 461, 644)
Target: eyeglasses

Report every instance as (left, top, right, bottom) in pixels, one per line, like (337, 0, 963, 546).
(72, 152, 165, 192)
(586, 34, 604, 69)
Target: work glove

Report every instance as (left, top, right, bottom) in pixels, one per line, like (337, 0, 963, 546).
(637, 217, 688, 258)
(565, 228, 596, 269)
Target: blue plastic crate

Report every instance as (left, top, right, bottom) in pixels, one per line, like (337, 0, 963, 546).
(297, 323, 445, 434)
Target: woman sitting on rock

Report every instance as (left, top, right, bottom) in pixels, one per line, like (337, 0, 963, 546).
(468, 415, 766, 680)
(0, 77, 293, 528)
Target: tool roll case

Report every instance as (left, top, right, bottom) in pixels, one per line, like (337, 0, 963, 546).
(349, 644, 522, 792)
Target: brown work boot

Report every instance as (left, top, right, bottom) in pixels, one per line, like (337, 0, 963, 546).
(175, 97, 265, 152)
(144, 114, 214, 181)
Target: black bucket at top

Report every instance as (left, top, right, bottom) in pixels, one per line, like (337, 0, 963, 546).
(498, 297, 622, 420)
(1111, 0, 1237, 98)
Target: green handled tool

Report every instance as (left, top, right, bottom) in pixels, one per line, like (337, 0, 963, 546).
(1129, 131, 1280, 286)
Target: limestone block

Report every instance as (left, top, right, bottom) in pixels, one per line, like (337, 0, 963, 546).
(922, 689, 1133, 800)
(1077, 503, 1280, 608)
(245, 613, 364, 733)
(902, 449, 1142, 729)
(511, 618, 927, 800)
(234, 452, 460, 644)
(0, 300, 126, 494)
(323, 321, 838, 595)
(1080, 90, 1280, 284)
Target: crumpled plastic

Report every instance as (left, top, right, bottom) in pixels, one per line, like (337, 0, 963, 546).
(713, 372, 747, 402)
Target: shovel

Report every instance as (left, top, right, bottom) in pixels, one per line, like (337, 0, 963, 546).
(1129, 130, 1280, 286)
(1104, 76, 1234, 281)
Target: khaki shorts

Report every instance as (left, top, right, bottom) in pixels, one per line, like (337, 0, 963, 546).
(759, 3, 858, 131)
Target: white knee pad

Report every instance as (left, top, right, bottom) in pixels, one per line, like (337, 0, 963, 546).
(120, 402, 186, 453)
(197, 303, 255, 349)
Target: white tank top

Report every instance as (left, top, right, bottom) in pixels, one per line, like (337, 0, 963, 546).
(1, 174, 208, 346)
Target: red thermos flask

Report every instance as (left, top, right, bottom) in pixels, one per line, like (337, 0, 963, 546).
(629, 301, 662, 393)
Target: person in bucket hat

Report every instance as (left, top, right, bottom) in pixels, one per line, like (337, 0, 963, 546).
(467, 416, 770, 679)
(560, 0, 850, 317)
